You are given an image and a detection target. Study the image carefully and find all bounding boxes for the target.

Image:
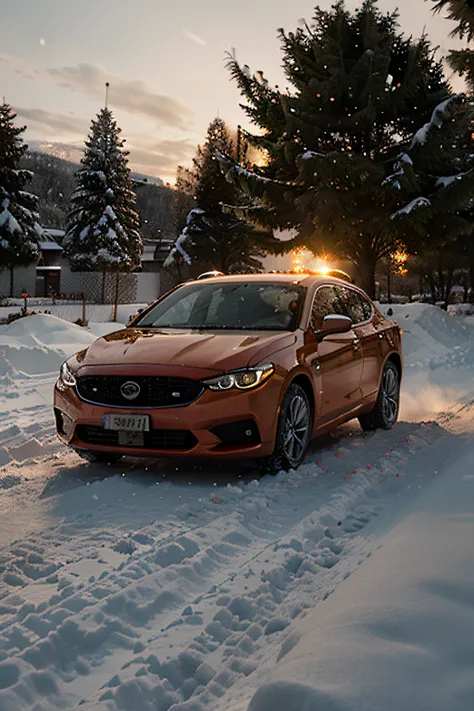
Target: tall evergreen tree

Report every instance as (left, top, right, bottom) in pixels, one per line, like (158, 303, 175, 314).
(429, 1, 474, 296)
(0, 101, 41, 295)
(64, 107, 142, 271)
(220, 1, 449, 296)
(165, 118, 270, 275)
(390, 93, 474, 300)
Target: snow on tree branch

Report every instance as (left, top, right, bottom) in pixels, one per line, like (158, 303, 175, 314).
(390, 197, 431, 219)
(411, 97, 458, 147)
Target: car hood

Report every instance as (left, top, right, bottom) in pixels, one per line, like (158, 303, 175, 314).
(72, 328, 296, 376)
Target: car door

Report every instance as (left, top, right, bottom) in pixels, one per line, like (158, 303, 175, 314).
(306, 285, 364, 422)
(347, 289, 382, 400)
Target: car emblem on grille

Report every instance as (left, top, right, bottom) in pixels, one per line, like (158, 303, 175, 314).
(120, 381, 141, 401)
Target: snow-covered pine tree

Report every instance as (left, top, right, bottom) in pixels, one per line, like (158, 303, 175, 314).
(221, 0, 449, 296)
(165, 118, 271, 276)
(388, 93, 474, 300)
(64, 108, 141, 271)
(429, 1, 474, 297)
(0, 101, 41, 296)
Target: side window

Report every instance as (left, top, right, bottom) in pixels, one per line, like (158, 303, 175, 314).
(310, 286, 345, 330)
(339, 287, 366, 325)
(359, 293, 373, 321)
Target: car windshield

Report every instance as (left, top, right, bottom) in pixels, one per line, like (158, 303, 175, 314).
(135, 281, 305, 331)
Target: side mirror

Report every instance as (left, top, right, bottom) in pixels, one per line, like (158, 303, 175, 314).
(314, 314, 352, 340)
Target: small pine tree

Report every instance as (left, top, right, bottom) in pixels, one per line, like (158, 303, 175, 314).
(165, 118, 270, 275)
(222, 1, 449, 296)
(0, 101, 41, 296)
(64, 108, 142, 271)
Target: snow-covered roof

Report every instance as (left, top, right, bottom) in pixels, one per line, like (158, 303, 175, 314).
(43, 228, 65, 238)
(39, 241, 63, 251)
(40, 227, 65, 251)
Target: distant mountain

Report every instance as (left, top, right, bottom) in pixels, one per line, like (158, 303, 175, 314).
(20, 150, 175, 239)
(28, 140, 164, 186)
(28, 140, 84, 164)
(130, 171, 164, 187)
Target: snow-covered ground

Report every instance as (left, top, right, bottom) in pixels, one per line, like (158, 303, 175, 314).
(0, 315, 125, 467)
(0, 303, 146, 326)
(0, 304, 474, 710)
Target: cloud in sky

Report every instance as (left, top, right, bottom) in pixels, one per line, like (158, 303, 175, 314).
(126, 135, 196, 178)
(0, 51, 42, 80)
(183, 29, 207, 47)
(12, 104, 195, 180)
(14, 106, 87, 136)
(48, 63, 192, 129)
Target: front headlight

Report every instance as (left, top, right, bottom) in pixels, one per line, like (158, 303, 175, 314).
(57, 361, 76, 391)
(203, 364, 274, 392)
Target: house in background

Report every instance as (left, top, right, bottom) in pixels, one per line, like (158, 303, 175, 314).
(35, 228, 66, 297)
(0, 228, 67, 299)
(0, 231, 174, 303)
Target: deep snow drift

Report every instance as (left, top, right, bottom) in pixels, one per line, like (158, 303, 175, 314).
(0, 304, 474, 711)
(241, 440, 474, 711)
(0, 314, 124, 466)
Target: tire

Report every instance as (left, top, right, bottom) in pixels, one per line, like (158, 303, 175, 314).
(76, 450, 123, 465)
(262, 383, 312, 473)
(358, 360, 400, 432)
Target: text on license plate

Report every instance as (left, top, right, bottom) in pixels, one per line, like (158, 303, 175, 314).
(102, 414, 150, 432)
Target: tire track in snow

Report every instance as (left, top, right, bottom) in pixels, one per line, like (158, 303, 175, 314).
(0, 419, 456, 711)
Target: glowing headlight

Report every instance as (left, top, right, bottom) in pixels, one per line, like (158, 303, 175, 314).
(57, 361, 76, 391)
(203, 364, 274, 392)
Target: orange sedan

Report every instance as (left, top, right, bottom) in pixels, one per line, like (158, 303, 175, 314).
(54, 274, 402, 471)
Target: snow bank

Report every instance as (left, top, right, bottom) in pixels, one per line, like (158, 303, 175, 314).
(0, 303, 147, 325)
(0, 314, 95, 380)
(378, 302, 474, 366)
(448, 303, 474, 317)
(0, 314, 123, 399)
(377, 303, 474, 420)
(245, 440, 474, 711)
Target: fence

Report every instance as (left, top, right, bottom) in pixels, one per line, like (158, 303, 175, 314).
(59, 271, 136, 304)
(0, 298, 148, 326)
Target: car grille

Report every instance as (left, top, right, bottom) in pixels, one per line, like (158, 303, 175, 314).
(76, 425, 198, 451)
(75, 376, 204, 408)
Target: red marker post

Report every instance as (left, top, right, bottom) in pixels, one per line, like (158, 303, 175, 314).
(21, 289, 29, 317)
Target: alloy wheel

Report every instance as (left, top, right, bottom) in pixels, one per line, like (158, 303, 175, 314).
(381, 365, 399, 425)
(283, 394, 310, 466)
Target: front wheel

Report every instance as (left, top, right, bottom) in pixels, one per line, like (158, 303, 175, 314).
(358, 360, 400, 432)
(262, 383, 312, 473)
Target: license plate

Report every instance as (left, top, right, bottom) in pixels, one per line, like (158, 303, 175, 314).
(118, 431, 144, 447)
(102, 414, 150, 432)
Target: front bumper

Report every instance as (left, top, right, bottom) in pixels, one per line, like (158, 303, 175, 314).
(54, 375, 284, 460)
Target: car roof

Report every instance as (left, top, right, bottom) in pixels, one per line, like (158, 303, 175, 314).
(185, 273, 357, 289)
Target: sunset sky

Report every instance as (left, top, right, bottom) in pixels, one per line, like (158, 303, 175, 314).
(1, 0, 463, 182)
